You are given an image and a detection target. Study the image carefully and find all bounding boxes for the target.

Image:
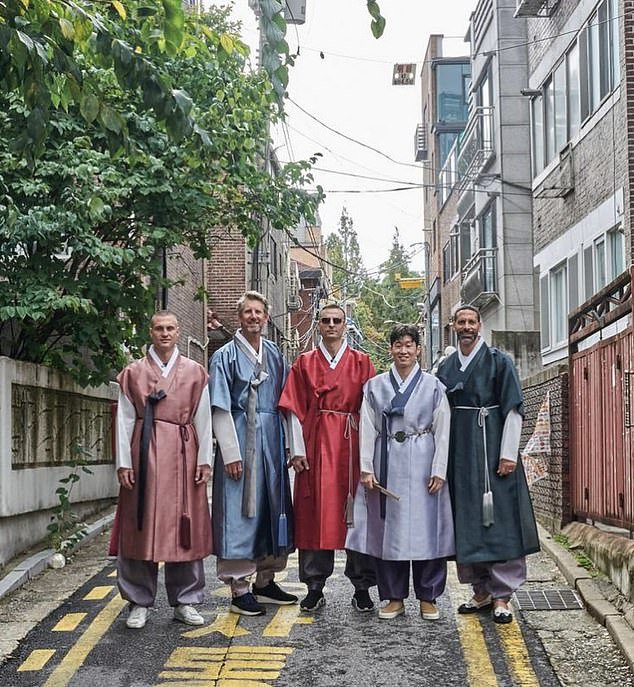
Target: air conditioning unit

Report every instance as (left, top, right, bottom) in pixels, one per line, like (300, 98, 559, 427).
(415, 123, 428, 162)
(284, 0, 306, 24)
(514, 0, 560, 17)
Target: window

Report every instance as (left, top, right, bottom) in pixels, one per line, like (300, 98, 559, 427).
(553, 61, 567, 153)
(531, 0, 620, 177)
(544, 78, 555, 164)
(459, 222, 472, 270)
(531, 95, 544, 175)
(594, 236, 606, 290)
(567, 42, 580, 139)
(551, 264, 567, 345)
(479, 203, 496, 293)
(435, 63, 471, 123)
(450, 230, 460, 277)
(608, 227, 625, 279)
(442, 242, 451, 283)
(430, 303, 440, 359)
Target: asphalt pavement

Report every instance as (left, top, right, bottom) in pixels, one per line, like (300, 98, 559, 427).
(0, 515, 633, 687)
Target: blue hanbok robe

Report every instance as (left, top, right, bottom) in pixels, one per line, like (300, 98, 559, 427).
(209, 338, 294, 559)
(345, 369, 455, 561)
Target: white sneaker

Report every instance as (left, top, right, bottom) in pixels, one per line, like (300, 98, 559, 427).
(126, 605, 148, 629)
(174, 604, 205, 626)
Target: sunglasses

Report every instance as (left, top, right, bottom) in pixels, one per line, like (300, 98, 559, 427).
(320, 317, 343, 325)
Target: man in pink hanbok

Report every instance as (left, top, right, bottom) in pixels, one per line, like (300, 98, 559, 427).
(115, 311, 213, 629)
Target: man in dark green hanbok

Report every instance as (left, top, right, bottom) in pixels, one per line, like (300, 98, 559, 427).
(436, 306, 539, 624)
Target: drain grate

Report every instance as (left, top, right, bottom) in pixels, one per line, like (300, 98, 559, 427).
(513, 589, 584, 611)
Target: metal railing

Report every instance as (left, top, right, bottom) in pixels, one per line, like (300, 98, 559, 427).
(460, 246, 498, 306)
(456, 106, 494, 189)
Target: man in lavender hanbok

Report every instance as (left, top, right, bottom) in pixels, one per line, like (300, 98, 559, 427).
(346, 325, 454, 621)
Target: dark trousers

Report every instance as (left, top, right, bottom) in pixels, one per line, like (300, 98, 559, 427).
(299, 549, 376, 592)
(375, 557, 447, 602)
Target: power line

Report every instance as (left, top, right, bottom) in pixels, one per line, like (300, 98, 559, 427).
(288, 97, 426, 171)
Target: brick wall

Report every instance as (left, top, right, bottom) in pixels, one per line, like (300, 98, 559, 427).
(526, 0, 579, 72)
(521, 365, 571, 533)
(206, 228, 248, 357)
(164, 245, 207, 366)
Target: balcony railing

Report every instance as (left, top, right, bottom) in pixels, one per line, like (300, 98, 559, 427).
(456, 106, 494, 190)
(460, 247, 499, 308)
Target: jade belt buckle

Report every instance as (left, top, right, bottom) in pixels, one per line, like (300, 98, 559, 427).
(393, 431, 407, 443)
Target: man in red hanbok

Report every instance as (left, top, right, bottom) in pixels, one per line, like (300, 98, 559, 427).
(279, 304, 377, 612)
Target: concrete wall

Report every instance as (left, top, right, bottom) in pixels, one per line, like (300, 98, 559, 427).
(0, 357, 118, 565)
(521, 364, 571, 533)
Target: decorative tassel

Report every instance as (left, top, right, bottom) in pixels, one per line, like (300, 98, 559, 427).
(482, 491, 494, 527)
(345, 494, 354, 528)
(277, 513, 288, 548)
(180, 514, 192, 549)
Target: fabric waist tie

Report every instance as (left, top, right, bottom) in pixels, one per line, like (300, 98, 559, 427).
(239, 349, 268, 519)
(179, 424, 192, 549)
(454, 405, 500, 527)
(138, 389, 167, 531)
(319, 409, 358, 527)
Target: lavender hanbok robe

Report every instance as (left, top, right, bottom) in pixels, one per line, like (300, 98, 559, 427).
(209, 338, 294, 560)
(345, 369, 455, 561)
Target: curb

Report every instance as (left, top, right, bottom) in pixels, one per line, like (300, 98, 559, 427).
(0, 512, 114, 602)
(539, 525, 634, 673)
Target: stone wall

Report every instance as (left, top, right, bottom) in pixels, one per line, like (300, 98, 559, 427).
(0, 357, 118, 565)
(521, 364, 571, 532)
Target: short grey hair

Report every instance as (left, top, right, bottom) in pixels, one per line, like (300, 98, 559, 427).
(236, 290, 269, 314)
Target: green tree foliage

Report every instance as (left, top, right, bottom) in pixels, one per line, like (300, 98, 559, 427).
(0, 4, 321, 386)
(326, 207, 365, 302)
(328, 223, 423, 372)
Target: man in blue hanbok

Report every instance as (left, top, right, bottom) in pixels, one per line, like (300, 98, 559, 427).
(436, 305, 539, 624)
(209, 291, 296, 616)
(346, 324, 454, 621)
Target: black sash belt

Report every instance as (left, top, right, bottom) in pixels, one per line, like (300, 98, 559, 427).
(138, 389, 167, 530)
(379, 368, 422, 519)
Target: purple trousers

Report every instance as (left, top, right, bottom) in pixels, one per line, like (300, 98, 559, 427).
(375, 557, 447, 602)
(457, 556, 527, 600)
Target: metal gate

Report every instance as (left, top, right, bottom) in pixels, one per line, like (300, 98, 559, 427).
(568, 267, 634, 529)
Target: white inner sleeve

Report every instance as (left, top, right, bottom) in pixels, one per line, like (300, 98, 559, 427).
(288, 412, 306, 456)
(193, 386, 212, 466)
(500, 408, 523, 463)
(212, 408, 242, 465)
(359, 395, 379, 475)
(430, 394, 451, 479)
(116, 389, 136, 470)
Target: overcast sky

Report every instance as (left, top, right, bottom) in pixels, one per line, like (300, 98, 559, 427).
(223, 0, 477, 275)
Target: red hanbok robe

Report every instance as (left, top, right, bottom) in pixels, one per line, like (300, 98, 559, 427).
(279, 347, 375, 549)
(116, 355, 212, 562)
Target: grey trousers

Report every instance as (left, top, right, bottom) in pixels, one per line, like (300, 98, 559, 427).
(117, 557, 205, 607)
(457, 556, 527, 600)
(216, 554, 288, 597)
(299, 549, 376, 592)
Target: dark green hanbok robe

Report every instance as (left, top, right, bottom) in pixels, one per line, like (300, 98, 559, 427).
(437, 343, 539, 564)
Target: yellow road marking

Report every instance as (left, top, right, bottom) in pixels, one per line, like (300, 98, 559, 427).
(52, 613, 87, 632)
(159, 646, 293, 683)
(42, 593, 127, 687)
(448, 565, 498, 686)
(263, 604, 314, 637)
(495, 621, 540, 686)
(17, 649, 56, 672)
(181, 612, 250, 639)
(107, 570, 117, 578)
(83, 585, 114, 600)
(456, 614, 499, 686)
